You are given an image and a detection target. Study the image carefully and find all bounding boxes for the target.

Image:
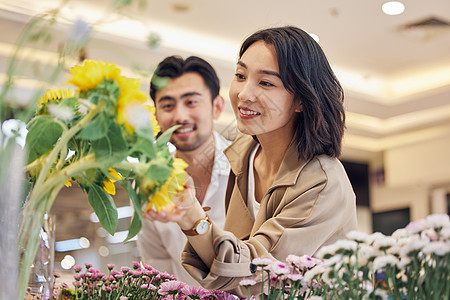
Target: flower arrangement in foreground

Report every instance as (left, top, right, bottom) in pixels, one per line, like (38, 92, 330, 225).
(42, 262, 234, 300)
(239, 214, 449, 300)
(20, 59, 187, 298)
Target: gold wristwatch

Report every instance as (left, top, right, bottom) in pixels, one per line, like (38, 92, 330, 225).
(181, 214, 211, 236)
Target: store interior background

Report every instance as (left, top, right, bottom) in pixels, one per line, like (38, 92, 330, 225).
(1, 0, 449, 277)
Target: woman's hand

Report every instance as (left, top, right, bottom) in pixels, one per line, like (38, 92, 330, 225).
(142, 176, 205, 230)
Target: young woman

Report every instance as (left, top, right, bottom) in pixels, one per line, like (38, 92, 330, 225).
(143, 26, 358, 297)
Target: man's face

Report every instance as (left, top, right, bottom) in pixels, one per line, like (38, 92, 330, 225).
(154, 72, 221, 152)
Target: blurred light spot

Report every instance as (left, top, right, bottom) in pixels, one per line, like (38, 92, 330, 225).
(98, 246, 110, 257)
(382, 1, 405, 15)
(79, 237, 90, 248)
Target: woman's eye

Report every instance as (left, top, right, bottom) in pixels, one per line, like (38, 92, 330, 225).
(234, 73, 245, 80)
(260, 81, 274, 87)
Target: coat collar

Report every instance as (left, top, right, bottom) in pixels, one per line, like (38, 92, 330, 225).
(224, 134, 307, 188)
(223, 134, 308, 239)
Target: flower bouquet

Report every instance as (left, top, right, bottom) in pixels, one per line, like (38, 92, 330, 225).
(240, 214, 450, 300)
(20, 59, 187, 298)
(36, 262, 235, 300)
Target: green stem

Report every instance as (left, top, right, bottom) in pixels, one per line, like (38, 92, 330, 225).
(27, 103, 104, 210)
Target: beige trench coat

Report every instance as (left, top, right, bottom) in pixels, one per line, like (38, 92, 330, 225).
(182, 134, 358, 297)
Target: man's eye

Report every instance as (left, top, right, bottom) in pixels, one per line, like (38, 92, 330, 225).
(162, 104, 173, 110)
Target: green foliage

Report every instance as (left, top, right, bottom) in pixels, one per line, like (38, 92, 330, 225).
(25, 115, 64, 163)
(87, 183, 118, 235)
(90, 123, 128, 164)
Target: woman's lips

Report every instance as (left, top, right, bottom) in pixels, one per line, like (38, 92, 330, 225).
(238, 106, 261, 119)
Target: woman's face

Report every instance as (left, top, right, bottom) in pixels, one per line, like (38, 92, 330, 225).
(229, 40, 300, 138)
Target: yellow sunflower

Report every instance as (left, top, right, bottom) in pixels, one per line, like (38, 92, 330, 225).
(38, 88, 76, 107)
(66, 60, 122, 91)
(146, 158, 188, 212)
(146, 105, 161, 136)
(64, 178, 73, 187)
(102, 168, 123, 195)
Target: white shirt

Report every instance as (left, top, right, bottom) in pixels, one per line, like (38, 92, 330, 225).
(137, 131, 231, 286)
(247, 144, 260, 219)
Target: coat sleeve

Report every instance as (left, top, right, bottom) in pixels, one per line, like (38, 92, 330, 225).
(181, 157, 357, 296)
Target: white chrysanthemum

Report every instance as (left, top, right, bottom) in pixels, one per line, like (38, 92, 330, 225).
(398, 256, 411, 269)
(346, 230, 370, 243)
(309, 296, 324, 300)
(367, 232, 386, 245)
(421, 228, 438, 241)
(426, 214, 450, 229)
(315, 243, 339, 259)
(406, 219, 428, 234)
(396, 235, 414, 247)
(358, 244, 379, 266)
(303, 264, 328, 284)
(286, 273, 302, 282)
(372, 254, 399, 271)
(239, 279, 257, 286)
(392, 228, 409, 239)
(440, 227, 450, 240)
(387, 244, 402, 256)
(399, 235, 428, 257)
(252, 257, 273, 267)
(372, 236, 396, 251)
(267, 261, 290, 275)
(287, 254, 321, 270)
(334, 239, 358, 251)
(422, 241, 450, 256)
(322, 254, 343, 268)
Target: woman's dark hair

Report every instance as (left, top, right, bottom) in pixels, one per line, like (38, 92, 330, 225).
(240, 26, 345, 160)
(149, 55, 220, 102)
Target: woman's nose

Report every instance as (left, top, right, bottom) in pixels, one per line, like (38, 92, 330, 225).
(238, 82, 257, 102)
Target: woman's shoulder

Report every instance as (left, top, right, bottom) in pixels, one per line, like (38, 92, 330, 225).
(299, 155, 349, 185)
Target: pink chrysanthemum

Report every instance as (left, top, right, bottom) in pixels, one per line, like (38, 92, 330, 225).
(158, 280, 186, 296)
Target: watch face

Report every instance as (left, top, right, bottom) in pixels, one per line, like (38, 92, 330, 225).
(196, 220, 210, 234)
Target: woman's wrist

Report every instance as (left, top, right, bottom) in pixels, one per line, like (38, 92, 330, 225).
(177, 202, 206, 231)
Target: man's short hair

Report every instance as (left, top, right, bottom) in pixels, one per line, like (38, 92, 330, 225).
(149, 56, 220, 102)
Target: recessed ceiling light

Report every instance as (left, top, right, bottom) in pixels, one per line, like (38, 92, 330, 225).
(382, 1, 405, 16)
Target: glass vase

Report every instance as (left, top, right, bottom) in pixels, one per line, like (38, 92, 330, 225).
(26, 213, 56, 300)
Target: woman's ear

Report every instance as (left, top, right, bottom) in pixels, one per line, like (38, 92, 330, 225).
(295, 103, 303, 113)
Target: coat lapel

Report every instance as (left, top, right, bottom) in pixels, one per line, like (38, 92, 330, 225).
(223, 135, 256, 239)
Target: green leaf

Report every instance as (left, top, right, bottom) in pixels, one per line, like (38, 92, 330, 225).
(87, 183, 118, 235)
(132, 139, 157, 160)
(25, 115, 64, 163)
(77, 112, 109, 140)
(156, 125, 179, 148)
(124, 213, 142, 243)
(146, 163, 172, 182)
(91, 123, 128, 164)
(120, 180, 143, 242)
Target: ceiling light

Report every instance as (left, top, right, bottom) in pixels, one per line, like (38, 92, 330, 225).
(382, 1, 405, 16)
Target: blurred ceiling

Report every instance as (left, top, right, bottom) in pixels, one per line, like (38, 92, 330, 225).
(1, 0, 450, 161)
(1, 0, 450, 266)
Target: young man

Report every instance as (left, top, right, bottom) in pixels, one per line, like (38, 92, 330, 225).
(137, 56, 230, 286)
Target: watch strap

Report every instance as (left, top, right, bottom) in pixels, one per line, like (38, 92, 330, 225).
(181, 213, 211, 236)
